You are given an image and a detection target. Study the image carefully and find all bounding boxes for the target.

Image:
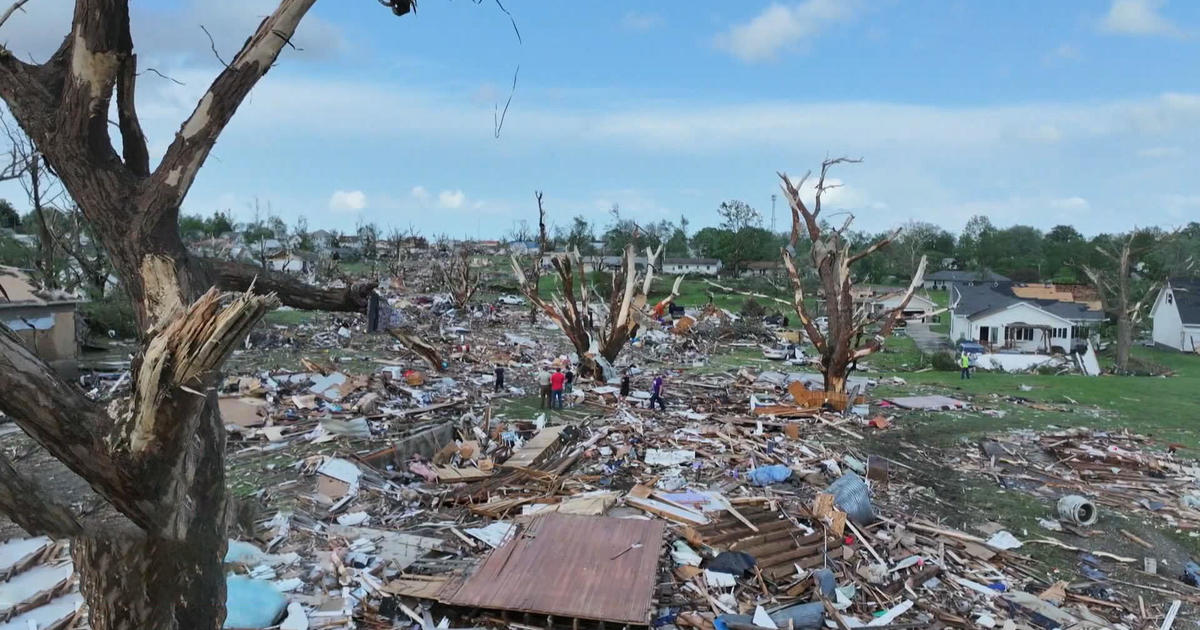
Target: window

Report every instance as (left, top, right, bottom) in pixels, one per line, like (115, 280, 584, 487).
(1005, 326, 1034, 341)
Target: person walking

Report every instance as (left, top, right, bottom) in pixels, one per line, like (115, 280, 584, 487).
(620, 370, 631, 399)
(649, 373, 666, 411)
(493, 363, 505, 393)
(536, 365, 552, 408)
(550, 366, 566, 409)
(564, 364, 575, 394)
(960, 351, 971, 380)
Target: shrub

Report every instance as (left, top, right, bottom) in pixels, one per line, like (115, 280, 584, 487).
(740, 297, 766, 319)
(80, 289, 137, 339)
(929, 351, 959, 371)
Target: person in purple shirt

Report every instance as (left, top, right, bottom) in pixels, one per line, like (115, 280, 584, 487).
(649, 374, 666, 411)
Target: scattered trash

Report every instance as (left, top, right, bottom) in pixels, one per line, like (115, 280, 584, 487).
(1057, 495, 1098, 526)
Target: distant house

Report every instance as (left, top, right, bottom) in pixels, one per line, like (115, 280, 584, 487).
(0, 266, 80, 372)
(661, 258, 722, 276)
(866, 291, 938, 322)
(924, 269, 1011, 291)
(742, 261, 785, 279)
(508, 241, 540, 255)
(949, 282, 1104, 353)
(268, 250, 312, 273)
(474, 240, 503, 255)
(310, 230, 335, 251)
(336, 235, 362, 252)
(1150, 278, 1200, 352)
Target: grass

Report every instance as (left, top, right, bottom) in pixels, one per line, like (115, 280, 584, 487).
(262, 308, 318, 326)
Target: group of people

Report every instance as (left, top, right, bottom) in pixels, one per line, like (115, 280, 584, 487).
(490, 359, 669, 411)
(535, 363, 576, 409)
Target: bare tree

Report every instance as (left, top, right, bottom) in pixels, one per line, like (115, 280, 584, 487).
(437, 245, 479, 309)
(1083, 229, 1157, 373)
(778, 158, 927, 394)
(2, 113, 66, 288)
(0, 2, 403, 627)
(529, 190, 548, 323)
(512, 243, 682, 378)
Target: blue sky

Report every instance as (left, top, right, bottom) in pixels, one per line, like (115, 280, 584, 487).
(3, 0, 1200, 237)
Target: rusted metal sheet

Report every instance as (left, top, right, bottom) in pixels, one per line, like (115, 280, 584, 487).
(440, 513, 664, 624)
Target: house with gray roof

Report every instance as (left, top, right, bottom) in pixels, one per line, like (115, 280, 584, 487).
(949, 282, 1104, 353)
(923, 269, 1011, 291)
(1150, 278, 1200, 352)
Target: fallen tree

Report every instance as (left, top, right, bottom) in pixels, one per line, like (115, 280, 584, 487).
(512, 243, 682, 378)
(778, 158, 927, 394)
(0, 1, 408, 627)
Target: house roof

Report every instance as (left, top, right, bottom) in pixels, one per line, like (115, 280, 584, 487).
(927, 269, 1011, 282)
(664, 258, 720, 265)
(1168, 277, 1200, 326)
(952, 281, 1104, 323)
(0, 266, 78, 309)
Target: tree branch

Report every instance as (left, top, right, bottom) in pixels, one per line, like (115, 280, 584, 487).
(116, 53, 149, 176)
(0, 451, 84, 537)
(0, 324, 159, 530)
(201, 258, 375, 312)
(141, 0, 319, 222)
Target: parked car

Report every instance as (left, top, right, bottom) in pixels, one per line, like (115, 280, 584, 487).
(497, 294, 526, 306)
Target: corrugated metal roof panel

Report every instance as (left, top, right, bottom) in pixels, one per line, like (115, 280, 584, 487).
(441, 513, 664, 624)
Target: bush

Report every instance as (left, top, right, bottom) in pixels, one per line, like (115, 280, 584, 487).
(929, 351, 959, 371)
(740, 297, 766, 319)
(80, 289, 137, 339)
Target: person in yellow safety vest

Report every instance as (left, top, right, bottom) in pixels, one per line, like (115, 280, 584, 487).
(960, 352, 971, 380)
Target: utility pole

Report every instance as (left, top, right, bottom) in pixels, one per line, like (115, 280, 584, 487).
(771, 194, 777, 233)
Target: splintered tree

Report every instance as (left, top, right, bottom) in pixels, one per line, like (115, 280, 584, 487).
(513, 243, 682, 378)
(529, 190, 548, 323)
(437, 245, 479, 309)
(778, 158, 927, 394)
(1083, 229, 1156, 373)
(0, 2, 405, 628)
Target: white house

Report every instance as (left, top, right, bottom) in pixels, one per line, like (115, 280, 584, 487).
(1150, 278, 1200, 352)
(868, 292, 938, 322)
(949, 282, 1104, 353)
(661, 258, 722, 276)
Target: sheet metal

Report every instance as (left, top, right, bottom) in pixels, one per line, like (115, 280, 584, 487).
(441, 513, 664, 624)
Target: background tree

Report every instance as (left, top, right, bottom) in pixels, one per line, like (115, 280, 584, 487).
(0, 2, 397, 627)
(779, 158, 927, 394)
(565, 215, 595, 254)
(437, 245, 479, 309)
(0, 198, 17, 228)
(1083, 229, 1160, 373)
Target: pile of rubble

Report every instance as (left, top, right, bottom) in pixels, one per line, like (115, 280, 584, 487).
(6, 293, 1198, 630)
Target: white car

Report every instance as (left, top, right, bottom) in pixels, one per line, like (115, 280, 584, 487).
(497, 294, 526, 306)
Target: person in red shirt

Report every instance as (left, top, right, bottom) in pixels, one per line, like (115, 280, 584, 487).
(550, 367, 566, 409)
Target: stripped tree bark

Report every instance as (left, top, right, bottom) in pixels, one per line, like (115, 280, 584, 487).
(512, 243, 682, 378)
(0, 1, 411, 627)
(1082, 230, 1156, 373)
(778, 158, 927, 394)
(529, 190, 548, 323)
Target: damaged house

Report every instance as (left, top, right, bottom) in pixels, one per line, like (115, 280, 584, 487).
(949, 282, 1104, 353)
(1150, 278, 1200, 352)
(0, 266, 80, 373)
(923, 269, 1010, 291)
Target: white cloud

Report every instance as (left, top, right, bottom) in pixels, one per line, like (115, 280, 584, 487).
(410, 185, 430, 201)
(438, 190, 466, 209)
(329, 190, 367, 212)
(716, 0, 861, 63)
(1099, 0, 1181, 37)
(621, 11, 662, 31)
(1137, 146, 1185, 158)
(1050, 197, 1090, 210)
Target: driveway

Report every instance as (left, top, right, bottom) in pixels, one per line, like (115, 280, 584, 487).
(906, 321, 951, 354)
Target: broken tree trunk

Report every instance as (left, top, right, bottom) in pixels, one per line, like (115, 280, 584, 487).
(778, 158, 927, 394)
(1083, 230, 1157, 374)
(530, 190, 548, 324)
(513, 244, 682, 379)
(0, 1, 407, 627)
